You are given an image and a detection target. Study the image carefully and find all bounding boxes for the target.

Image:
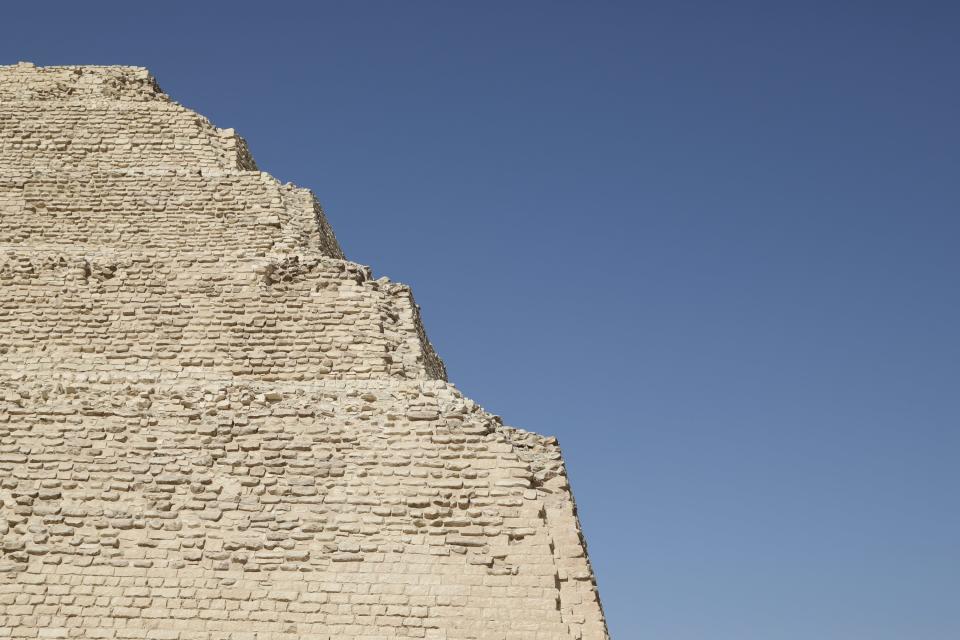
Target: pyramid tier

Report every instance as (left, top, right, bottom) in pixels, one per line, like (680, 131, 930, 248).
(0, 64, 256, 173)
(0, 249, 445, 382)
(0, 63, 165, 102)
(0, 171, 341, 257)
(0, 102, 255, 172)
(0, 378, 605, 640)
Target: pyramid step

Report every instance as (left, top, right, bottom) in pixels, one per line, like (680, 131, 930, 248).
(0, 249, 444, 382)
(0, 103, 256, 172)
(0, 171, 341, 257)
(0, 63, 164, 101)
(0, 377, 582, 637)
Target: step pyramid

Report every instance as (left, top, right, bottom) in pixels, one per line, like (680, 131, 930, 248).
(0, 62, 608, 640)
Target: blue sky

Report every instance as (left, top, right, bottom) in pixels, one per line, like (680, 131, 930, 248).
(4, 2, 959, 638)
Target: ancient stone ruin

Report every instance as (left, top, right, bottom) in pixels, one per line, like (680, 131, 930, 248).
(0, 62, 608, 639)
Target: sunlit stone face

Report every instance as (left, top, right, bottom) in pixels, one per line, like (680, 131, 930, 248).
(0, 62, 608, 640)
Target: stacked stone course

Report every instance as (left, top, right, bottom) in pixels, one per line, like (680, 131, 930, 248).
(0, 62, 608, 639)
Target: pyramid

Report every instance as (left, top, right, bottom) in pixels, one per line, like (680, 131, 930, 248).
(0, 62, 608, 640)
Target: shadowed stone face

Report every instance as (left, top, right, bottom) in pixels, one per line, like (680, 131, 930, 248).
(0, 61, 608, 640)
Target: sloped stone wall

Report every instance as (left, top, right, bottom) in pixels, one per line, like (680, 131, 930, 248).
(0, 62, 607, 640)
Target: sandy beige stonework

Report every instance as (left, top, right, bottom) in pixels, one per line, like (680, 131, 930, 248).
(0, 62, 608, 640)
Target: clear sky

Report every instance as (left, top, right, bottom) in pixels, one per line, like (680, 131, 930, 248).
(4, 2, 959, 638)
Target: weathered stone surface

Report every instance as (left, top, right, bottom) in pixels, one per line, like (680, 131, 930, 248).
(0, 61, 608, 639)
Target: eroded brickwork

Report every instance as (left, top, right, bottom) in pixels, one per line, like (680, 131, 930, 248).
(0, 62, 607, 640)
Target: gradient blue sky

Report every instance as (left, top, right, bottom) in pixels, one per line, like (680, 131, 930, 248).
(4, 2, 959, 638)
